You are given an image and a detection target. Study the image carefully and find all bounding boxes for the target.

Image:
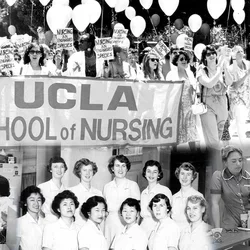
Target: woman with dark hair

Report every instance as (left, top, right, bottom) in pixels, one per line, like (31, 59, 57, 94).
(19, 43, 50, 75)
(69, 158, 102, 227)
(78, 196, 108, 250)
(141, 51, 164, 80)
(38, 156, 68, 223)
(140, 160, 172, 237)
(148, 194, 180, 250)
(17, 185, 45, 250)
(179, 195, 212, 250)
(42, 190, 80, 250)
(171, 162, 203, 230)
(166, 50, 198, 144)
(103, 154, 140, 248)
(211, 145, 250, 230)
(111, 198, 147, 250)
(197, 44, 233, 149)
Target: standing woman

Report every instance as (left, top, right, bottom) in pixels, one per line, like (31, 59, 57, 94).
(42, 190, 80, 250)
(103, 155, 140, 248)
(166, 50, 197, 144)
(148, 194, 180, 250)
(20, 43, 49, 75)
(69, 158, 102, 227)
(197, 45, 233, 149)
(17, 185, 45, 250)
(38, 156, 67, 224)
(140, 160, 172, 237)
(211, 145, 250, 229)
(171, 162, 203, 230)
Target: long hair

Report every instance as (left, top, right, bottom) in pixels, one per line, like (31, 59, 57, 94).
(142, 52, 161, 80)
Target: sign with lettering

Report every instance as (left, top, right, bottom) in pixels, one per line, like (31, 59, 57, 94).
(112, 28, 128, 46)
(150, 40, 170, 60)
(95, 37, 114, 60)
(0, 48, 14, 71)
(57, 28, 73, 50)
(184, 37, 193, 51)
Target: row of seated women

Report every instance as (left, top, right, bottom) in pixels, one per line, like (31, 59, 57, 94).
(16, 155, 211, 250)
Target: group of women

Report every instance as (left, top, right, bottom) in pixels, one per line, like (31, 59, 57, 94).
(16, 154, 211, 250)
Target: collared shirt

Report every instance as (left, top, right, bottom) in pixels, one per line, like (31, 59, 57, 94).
(103, 178, 140, 212)
(111, 223, 148, 250)
(211, 168, 250, 229)
(38, 179, 65, 223)
(42, 218, 80, 250)
(179, 221, 212, 250)
(69, 183, 102, 227)
(148, 216, 180, 250)
(78, 219, 108, 250)
(171, 187, 203, 230)
(17, 212, 45, 250)
(141, 183, 172, 218)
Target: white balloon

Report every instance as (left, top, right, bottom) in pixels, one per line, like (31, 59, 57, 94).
(188, 14, 202, 33)
(125, 7, 136, 20)
(231, 0, 245, 11)
(233, 10, 245, 25)
(81, 0, 94, 3)
(194, 43, 206, 60)
(115, 0, 129, 12)
(72, 4, 90, 32)
(114, 23, 124, 29)
(139, 0, 153, 10)
(158, 0, 179, 16)
(53, 0, 69, 5)
(105, 0, 117, 8)
(207, 0, 227, 20)
(6, 0, 16, 6)
(46, 5, 72, 34)
(130, 16, 146, 37)
(39, 0, 50, 6)
(85, 0, 101, 24)
(176, 33, 188, 49)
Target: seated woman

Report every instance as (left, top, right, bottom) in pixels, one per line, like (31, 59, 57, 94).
(179, 195, 212, 250)
(148, 194, 180, 250)
(78, 196, 108, 250)
(111, 198, 147, 250)
(17, 185, 45, 250)
(42, 190, 80, 250)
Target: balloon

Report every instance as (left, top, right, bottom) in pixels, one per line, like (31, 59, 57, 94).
(151, 14, 160, 27)
(176, 33, 188, 48)
(158, 0, 179, 16)
(207, 0, 227, 20)
(114, 23, 124, 29)
(199, 23, 210, 36)
(72, 4, 90, 32)
(125, 7, 136, 20)
(139, 0, 153, 10)
(130, 16, 146, 37)
(188, 14, 202, 33)
(52, 0, 69, 5)
(233, 10, 245, 25)
(8, 25, 16, 35)
(121, 37, 130, 48)
(105, 0, 117, 8)
(45, 30, 53, 45)
(231, 0, 245, 11)
(194, 43, 206, 60)
(170, 32, 179, 44)
(6, 0, 16, 6)
(85, 0, 101, 24)
(115, 0, 129, 12)
(174, 18, 183, 30)
(39, 0, 50, 6)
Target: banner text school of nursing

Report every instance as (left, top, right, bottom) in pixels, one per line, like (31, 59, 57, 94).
(0, 77, 183, 147)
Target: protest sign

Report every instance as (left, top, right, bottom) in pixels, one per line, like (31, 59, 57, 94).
(112, 28, 128, 46)
(0, 48, 14, 71)
(57, 28, 73, 50)
(150, 40, 170, 60)
(95, 37, 114, 60)
(184, 36, 193, 51)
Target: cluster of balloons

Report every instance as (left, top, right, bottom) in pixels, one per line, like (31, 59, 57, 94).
(231, 0, 245, 25)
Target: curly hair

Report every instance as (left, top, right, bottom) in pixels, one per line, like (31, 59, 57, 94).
(142, 52, 162, 80)
(174, 162, 198, 182)
(172, 50, 190, 66)
(149, 193, 172, 213)
(73, 158, 98, 179)
(142, 160, 163, 181)
(200, 44, 217, 66)
(23, 43, 46, 66)
(108, 155, 131, 174)
(46, 156, 68, 173)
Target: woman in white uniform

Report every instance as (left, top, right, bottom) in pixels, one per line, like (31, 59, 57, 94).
(111, 198, 147, 250)
(38, 156, 67, 224)
(78, 196, 108, 250)
(148, 194, 180, 250)
(103, 155, 140, 248)
(179, 195, 212, 250)
(69, 158, 102, 227)
(42, 190, 80, 250)
(17, 185, 45, 250)
(140, 160, 172, 237)
(171, 162, 203, 230)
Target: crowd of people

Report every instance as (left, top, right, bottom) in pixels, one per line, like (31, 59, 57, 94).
(16, 154, 211, 250)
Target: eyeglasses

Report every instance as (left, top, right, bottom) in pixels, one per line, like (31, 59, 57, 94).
(29, 50, 41, 55)
(150, 58, 159, 62)
(206, 51, 216, 57)
(14, 58, 21, 61)
(172, 51, 179, 55)
(179, 57, 187, 62)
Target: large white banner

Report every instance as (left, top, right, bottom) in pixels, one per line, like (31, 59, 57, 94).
(0, 77, 183, 147)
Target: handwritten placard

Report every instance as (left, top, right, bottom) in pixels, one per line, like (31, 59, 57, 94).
(57, 28, 73, 50)
(95, 37, 114, 60)
(184, 37, 193, 51)
(112, 28, 128, 46)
